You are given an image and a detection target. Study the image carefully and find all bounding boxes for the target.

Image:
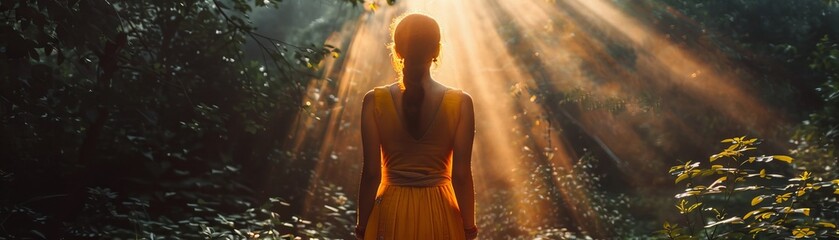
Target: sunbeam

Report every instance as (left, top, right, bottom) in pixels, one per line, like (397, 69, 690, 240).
(283, 0, 793, 237)
(4, 0, 834, 238)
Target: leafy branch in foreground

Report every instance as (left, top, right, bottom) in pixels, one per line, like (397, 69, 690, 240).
(659, 136, 839, 239)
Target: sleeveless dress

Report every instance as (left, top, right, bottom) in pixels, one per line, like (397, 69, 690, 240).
(363, 85, 467, 240)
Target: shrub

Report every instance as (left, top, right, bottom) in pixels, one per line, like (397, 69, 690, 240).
(659, 136, 839, 239)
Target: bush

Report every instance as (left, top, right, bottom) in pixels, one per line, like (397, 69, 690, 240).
(659, 136, 839, 239)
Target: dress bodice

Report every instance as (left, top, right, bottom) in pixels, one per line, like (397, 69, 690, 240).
(373, 85, 463, 187)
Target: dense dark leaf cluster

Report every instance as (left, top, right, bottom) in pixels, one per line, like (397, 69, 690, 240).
(0, 0, 358, 238)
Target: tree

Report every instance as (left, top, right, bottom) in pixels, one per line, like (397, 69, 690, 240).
(0, 0, 368, 238)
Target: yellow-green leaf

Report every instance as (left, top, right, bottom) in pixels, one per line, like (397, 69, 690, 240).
(709, 176, 727, 189)
(795, 208, 810, 216)
(751, 196, 764, 206)
(668, 165, 684, 173)
(687, 202, 702, 213)
(776, 193, 792, 203)
(792, 227, 815, 238)
(783, 206, 794, 213)
(744, 209, 765, 220)
(705, 217, 743, 228)
(675, 174, 690, 184)
(676, 199, 687, 214)
(757, 212, 773, 220)
(749, 227, 766, 238)
(773, 155, 793, 163)
(817, 221, 837, 228)
(674, 190, 701, 198)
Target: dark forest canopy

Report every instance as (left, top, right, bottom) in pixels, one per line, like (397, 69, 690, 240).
(0, 0, 837, 239)
(0, 0, 368, 238)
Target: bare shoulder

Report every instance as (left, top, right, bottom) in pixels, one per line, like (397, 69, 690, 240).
(438, 83, 473, 105)
(363, 84, 391, 104)
(363, 83, 399, 108)
(363, 88, 376, 102)
(459, 90, 473, 103)
(454, 89, 473, 108)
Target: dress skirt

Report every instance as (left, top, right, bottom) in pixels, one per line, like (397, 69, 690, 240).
(363, 183, 466, 240)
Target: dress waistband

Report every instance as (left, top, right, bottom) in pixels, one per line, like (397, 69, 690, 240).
(382, 169, 451, 187)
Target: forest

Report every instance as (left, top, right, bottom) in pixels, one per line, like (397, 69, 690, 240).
(1, 0, 838, 239)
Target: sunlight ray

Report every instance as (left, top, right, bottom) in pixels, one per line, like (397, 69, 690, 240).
(283, 0, 794, 237)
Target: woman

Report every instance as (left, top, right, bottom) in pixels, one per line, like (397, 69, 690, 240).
(355, 13, 478, 240)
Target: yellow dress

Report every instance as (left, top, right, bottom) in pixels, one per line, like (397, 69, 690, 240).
(363, 85, 466, 240)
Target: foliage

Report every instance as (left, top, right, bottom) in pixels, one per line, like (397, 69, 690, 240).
(791, 35, 839, 180)
(477, 150, 637, 239)
(53, 185, 350, 239)
(523, 153, 635, 238)
(650, 0, 837, 117)
(634, 1, 839, 235)
(2, 0, 839, 238)
(0, 0, 362, 238)
(660, 136, 839, 239)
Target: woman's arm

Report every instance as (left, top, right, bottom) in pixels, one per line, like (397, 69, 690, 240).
(356, 90, 382, 238)
(451, 92, 476, 239)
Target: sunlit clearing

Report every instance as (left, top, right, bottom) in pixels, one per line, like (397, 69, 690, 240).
(283, 0, 790, 237)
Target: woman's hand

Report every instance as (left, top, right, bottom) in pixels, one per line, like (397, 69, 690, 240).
(465, 226, 478, 240)
(354, 226, 365, 240)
